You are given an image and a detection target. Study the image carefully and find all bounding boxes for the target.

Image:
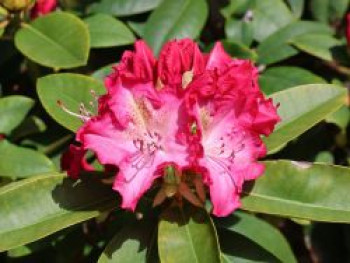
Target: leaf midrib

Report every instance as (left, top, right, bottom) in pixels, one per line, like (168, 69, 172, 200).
(254, 0, 292, 31)
(243, 191, 350, 214)
(180, 209, 200, 263)
(272, 88, 345, 130)
(0, 195, 114, 236)
(24, 24, 83, 62)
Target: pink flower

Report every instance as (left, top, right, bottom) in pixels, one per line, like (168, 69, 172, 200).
(30, 0, 57, 19)
(75, 40, 196, 211)
(62, 39, 279, 216)
(187, 43, 280, 216)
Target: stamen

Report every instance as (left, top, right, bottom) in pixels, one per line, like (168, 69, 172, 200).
(89, 89, 99, 110)
(79, 103, 92, 118)
(207, 156, 238, 189)
(57, 100, 90, 122)
(182, 70, 194, 89)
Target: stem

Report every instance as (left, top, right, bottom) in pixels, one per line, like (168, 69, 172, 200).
(325, 61, 350, 77)
(43, 134, 73, 155)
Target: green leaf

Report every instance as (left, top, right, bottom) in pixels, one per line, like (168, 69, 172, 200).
(98, 220, 157, 263)
(225, 19, 253, 46)
(315, 151, 334, 164)
(158, 206, 221, 263)
(264, 84, 346, 153)
(0, 173, 116, 251)
(251, 0, 295, 41)
(37, 73, 105, 132)
(91, 64, 115, 83)
(242, 160, 350, 223)
(85, 14, 135, 48)
(11, 115, 46, 140)
(220, 0, 252, 19)
(311, 0, 349, 23)
(257, 21, 333, 65)
(285, 0, 304, 18)
(127, 21, 146, 38)
(326, 105, 350, 131)
(219, 229, 280, 263)
(216, 211, 296, 263)
(144, 0, 208, 55)
(290, 33, 341, 62)
(0, 95, 34, 135)
(221, 40, 257, 61)
(259, 66, 326, 95)
(15, 12, 90, 69)
(89, 0, 163, 17)
(0, 140, 56, 178)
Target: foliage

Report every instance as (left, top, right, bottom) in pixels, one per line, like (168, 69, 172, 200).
(0, 0, 350, 262)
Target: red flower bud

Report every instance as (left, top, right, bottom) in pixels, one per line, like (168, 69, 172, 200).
(30, 0, 56, 19)
(346, 13, 350, 47)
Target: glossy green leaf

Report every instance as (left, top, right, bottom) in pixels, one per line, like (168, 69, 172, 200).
(259, 66, 326, 95)
(158, 206, 221, 263)
(311, 0, 349, 23)
(242, 160, 350, 222)
(85, 14, 135, 48)
(144, 0, 208, 55)
(0, 173, 116, 251)
(91, 64, 115, 83)
(257, 21, 332, 64)
(219, 229, 280, 263)
(89, 0, 163, 16)
(290, 33, 341, 62)
(285, 0, 304, 18)
(220, 0, 252, 19)
(0, 140, 56, 178)
(0, 95, 34, 135)
(216, 211, 296, 263)
(37, 73, 105, 132)
(11, 115, 46, 140)
(251, 0, 294, 41)
(326, 105, 350, 131)
(98, 220, 157, 263)
(15, 12, 89, 69)
(127, 21, 146, 37)
(264, 84, 346, 153)
(221, 40, 257, 61)
(225, 19, 253, 46)
(315, 151, 334, 164)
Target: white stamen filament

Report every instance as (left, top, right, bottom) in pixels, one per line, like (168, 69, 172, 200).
(57, 100, 90, 122)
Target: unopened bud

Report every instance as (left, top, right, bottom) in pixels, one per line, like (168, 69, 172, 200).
(1, 0, 33, 12)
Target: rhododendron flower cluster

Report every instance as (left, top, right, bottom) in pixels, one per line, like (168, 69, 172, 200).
(30, 0, 57, 19)
(61, 39, 280, 217)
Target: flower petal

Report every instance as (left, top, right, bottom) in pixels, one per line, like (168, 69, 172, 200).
(158, 39, 205, 87)
(201, 161, 242, 216)
(61, 145, 94, 179)
(113, 154, 163, 211)
(77, 112, 134, 166)
(206, 42, 232, 71)
(105, 40, 156, 91)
